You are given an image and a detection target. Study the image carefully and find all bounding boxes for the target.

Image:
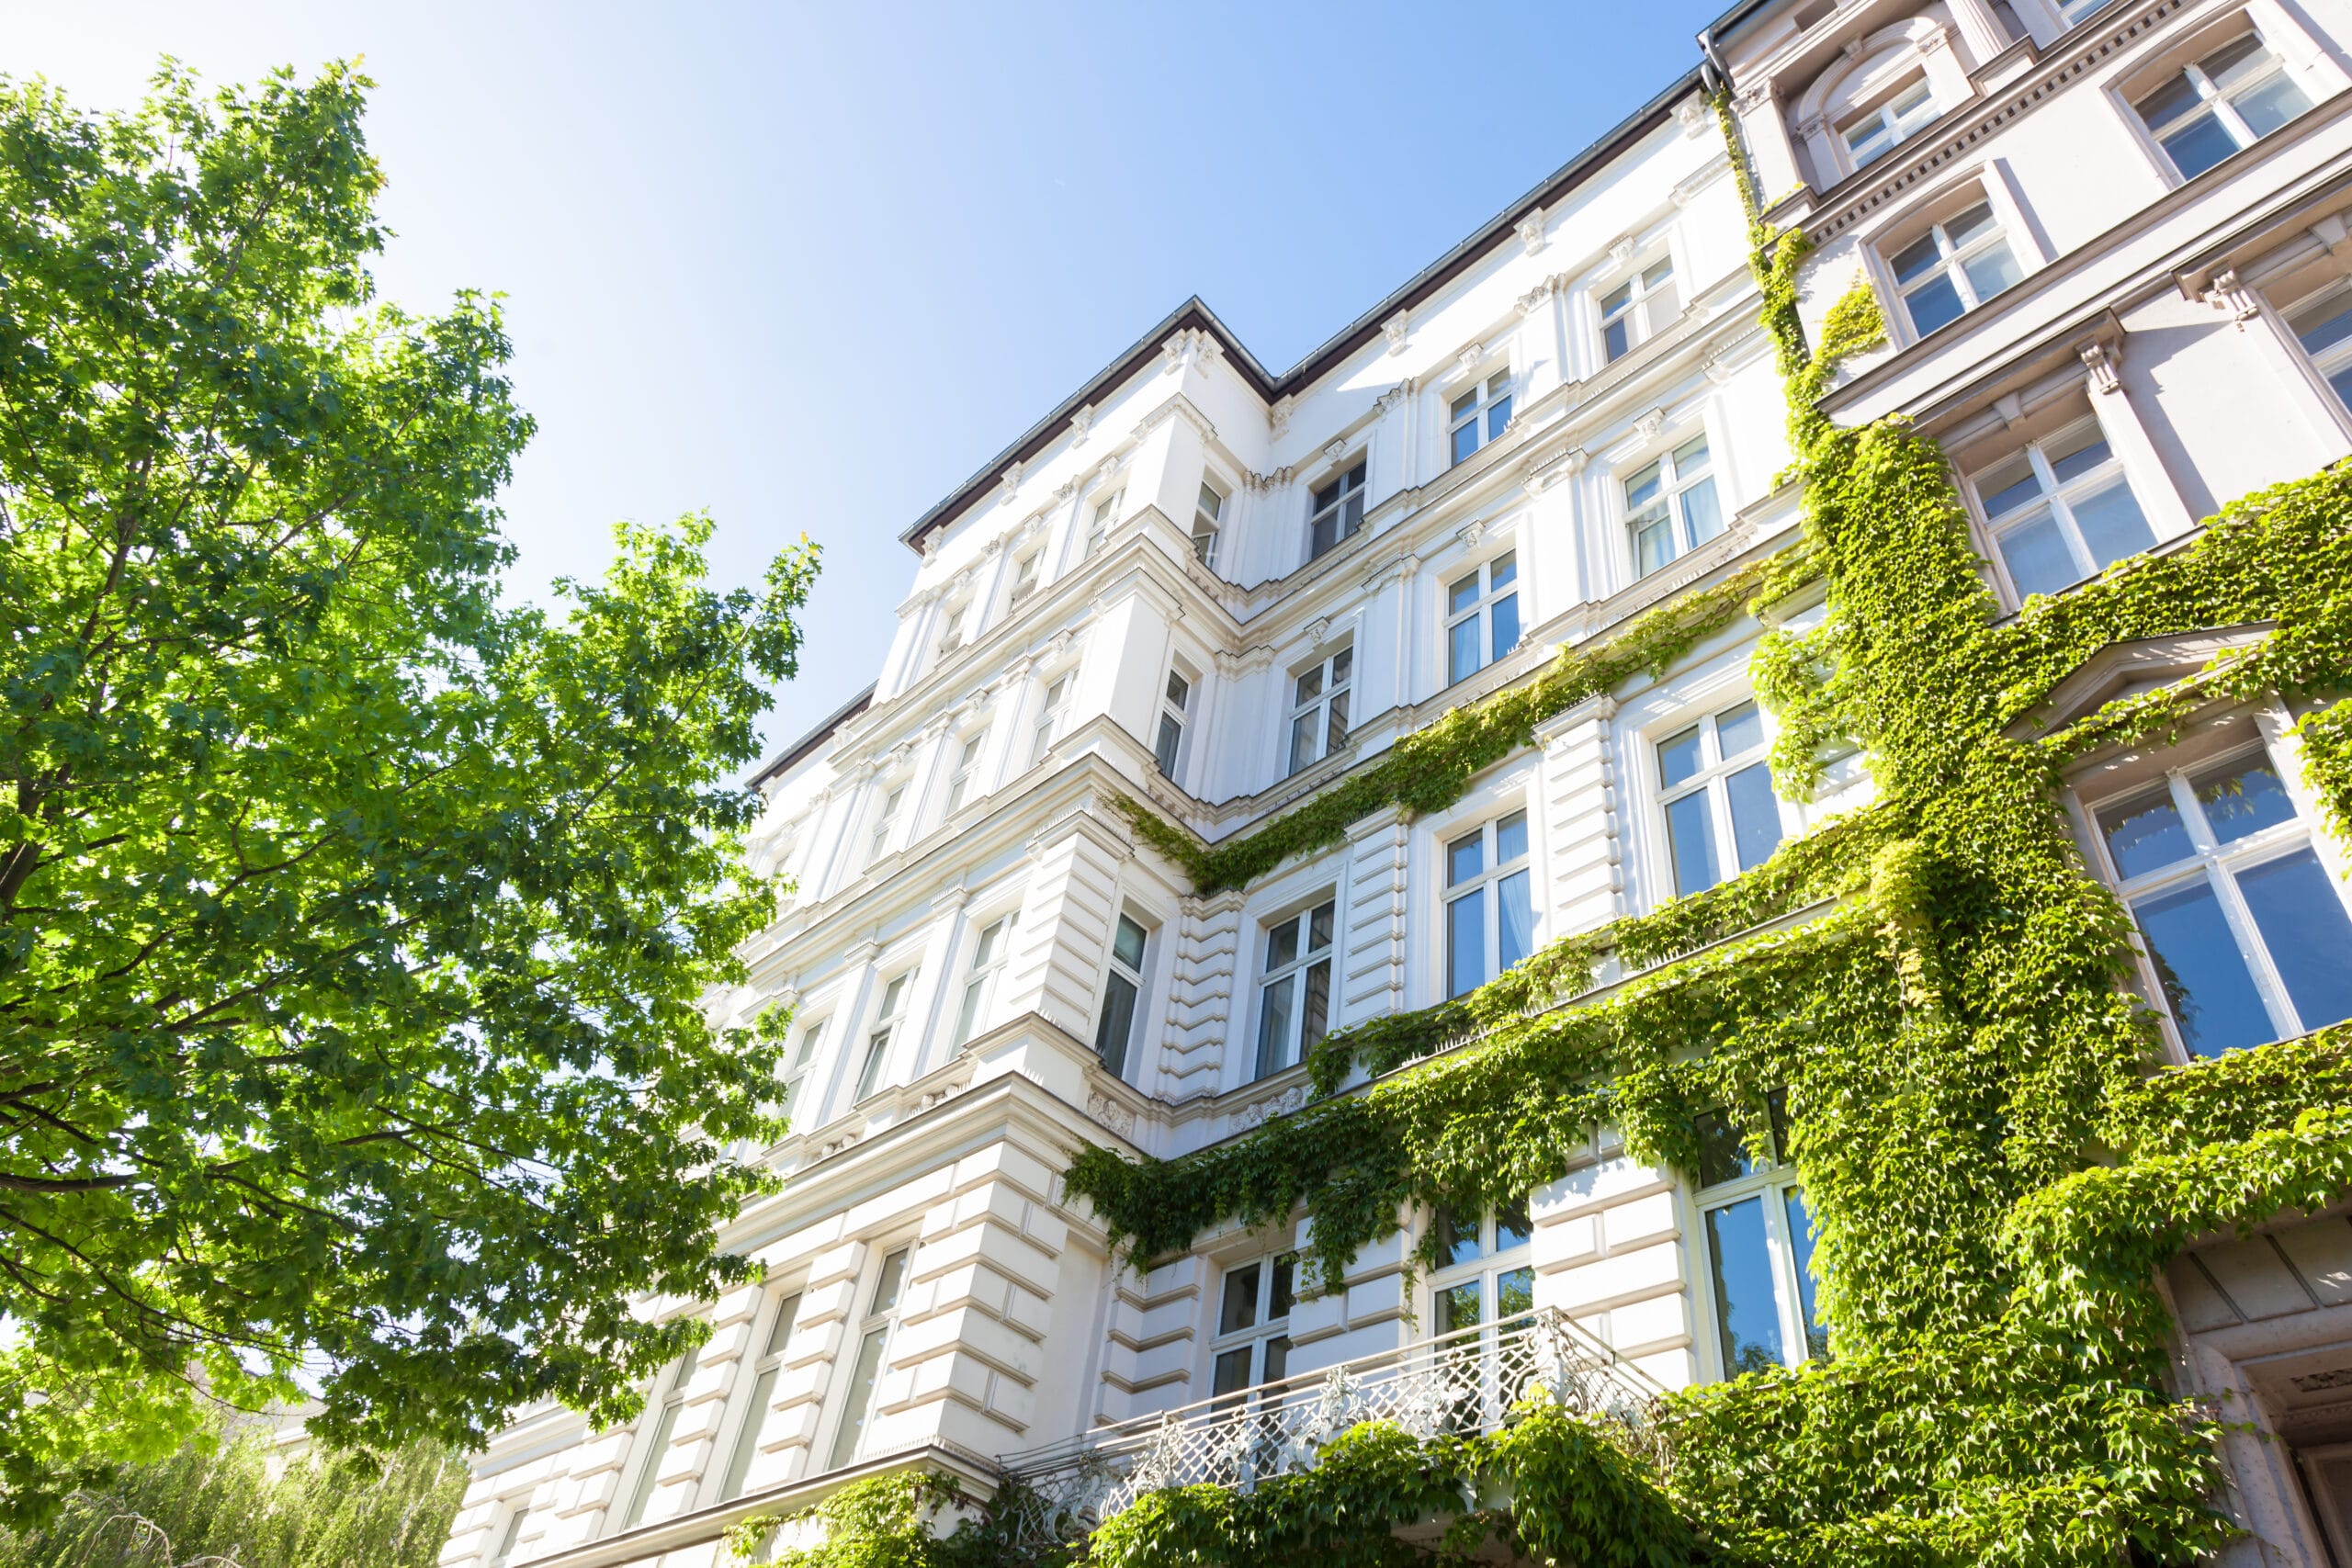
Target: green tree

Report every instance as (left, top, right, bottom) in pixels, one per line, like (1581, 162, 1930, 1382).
(0, 62, 817, 1518)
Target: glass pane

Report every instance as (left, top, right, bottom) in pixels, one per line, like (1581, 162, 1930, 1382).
(2202, 33, 2270, 85)
(1961, 241, 2023, 303)
(1094, 973, 1138, 1077)
(1327, 688, 1350, 751)
(1658, 726, 1705, 788)
(1977, 454, 2043, 517)
(828, 1327, 889, 1469)
(2162, 113, 2242, 179)
(1256, 976, 1295, 1079)
(1198, 482, 1222, 521)
(870, 1249, 910, 1314)
(1890, 233, 1945, 284)
(1490, 550, 1518, 587)
(1667, 790, 1721, 896)
(2238, 71, 2313, 135)
(2044, 426, 2113, 481)
(2192, 755, 2297, 843)
(1435, 1280, 1483, 1336)
(1452, 389, 1481, 423)
(1605, 318, 1632, 362)
(2235, 849, 2352, 1033)
(1452, 420, 1480, 466)
(1154, 715, 1182, 774)
(764, 1295, 801, 1358)
(1308, 901, 1335, 951)
(1449, 570, 1484, 615)
(1448, 831, 1485, 886)
(1726, 762, 1784, 873)
(877, 975, 908, 1018)
(1289, 713, 1317, 773)
(1221, 1264, 1261, 1334)
(2290, 290, 2352, 355)
(1997, 510, 2080, 599)
(1679, 476, 1724, 547)
(1448, 888, 1487, 998)
(1262, 1335, 1291, 1385)
(1905, 274, 1967, 336)
(1783, 1189, 1829, 1360)
(1212, 1347, 1253, 1401)
(1495, 810, 1529, 864)
(1716, 701, 1765, 758)
(1332, 648, 1352, 683)
(1671, 434, 1710, 473)
(720, 1366, 780, 1500)
(1694, 1108, 1761, 1187)
(1498, 1265, 1535, 1319)
(952, 976, 986, 1046)
(1114, 915, 1148, 968)
(1166, 671, 1190, 706)
(1600, 281, 1633, 317)
(1487, 392, 1513, 438)
(1498, 870, 1534, 972)
(2098, 787, 2194, 879)
(1271, 1256, 1296, 1320)
(1635, 513, 1676, 577)
(2067, 479, 2154, 570)
(1294, 666, 1323, 705)
(1706, 1198, 1789, 1375)
(1302, 958, 1331, 1049)
(972, 919, 1004, 967)
(1450, 614, 1482, 684)
(1266, 914, 1300, 971)
(1643, 258, 1675, 289)
(1496, 1200, 1533, 1251)
(2134, 878, 2273, 1056)
(1624, 460, 1663, 510)
(855, 1035, 889, 1100)
(1489, 592, 1521, 659)
(624, 1399, 682, 1526)
(2137, 70, 2204, 127)
(1945, 202, 1998, 247)
(1434, 1207, 1482, 1266)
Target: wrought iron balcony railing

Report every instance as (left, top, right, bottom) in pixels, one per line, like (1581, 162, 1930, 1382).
(995, 1306, 1665, 1548)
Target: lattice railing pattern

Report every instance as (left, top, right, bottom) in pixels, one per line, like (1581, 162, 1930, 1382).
(995, 1307, 1663, 1548)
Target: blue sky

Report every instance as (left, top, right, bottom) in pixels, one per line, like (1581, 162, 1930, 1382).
(14, 2, 1733, 754)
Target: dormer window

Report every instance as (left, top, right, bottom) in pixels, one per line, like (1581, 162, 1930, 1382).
(1193, 481, 1226, 570)
(1600, 258, 1678, 364)
(1307, 460, 1367, 560)
(1449, 373, 1514, 465)
(1839, 74, 1935, 169)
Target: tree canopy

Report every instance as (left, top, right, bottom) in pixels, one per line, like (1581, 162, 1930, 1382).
(0, 62, 817, 1518)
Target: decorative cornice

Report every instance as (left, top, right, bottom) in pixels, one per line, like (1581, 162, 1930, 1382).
(1383, 310, 1410, 355)
(1069, 403, 1095, 446)
(1516, 206, 1547, 254)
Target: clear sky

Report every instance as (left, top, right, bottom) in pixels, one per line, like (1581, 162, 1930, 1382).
(9, 2, 1732, 757)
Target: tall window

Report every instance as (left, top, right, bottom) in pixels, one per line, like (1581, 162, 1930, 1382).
(1970, 419, 2155, 600)
(1600, 257, 1679, 363)
(1155, 671, 1191, 778)
(1695, 1106, 1826, 1376)
(1446, 551, 1521, 685)
(1626, 435, 1723, 579)
(2287, 281, 2352, 407)
(1839, 75, 1935, 170)
(1658, 699, 1783, 897)
(2093, 744, 2352, 1056)
(1446, 809, 1534, 998)
(488, 1507, 527, 1568)
(937, 602, 969, 658)
(775, 1018, 826, 1132)
(827, 1247, 910, 1470)
(1428, 1202, 1534, 1335)
(1210, 1252, 1296, 1403)
(1449, 373, 1514, 465)
(1193, 482, 1226, 569)
(717, 1292, 801, 1501)
(2136, 33, 2311, 181)
(950, 915, 1012, 1048)
(1288, 649, 1352, 775)
(866, 782, 906, 867)
(944, 728, 988, 815)
(1031, 674, 1070, 767)
(1890, 200, 2022, 337)
(1254, 899, 1335, 1080)
(1095, 914, 1148, 1078)
(1084, 491, 1123, 560)
(620, 1342, 699, 1529)
(1008, 548, 1041, 610)
(1308, 461, 1367, 559)
(854, 972, 914, 1103)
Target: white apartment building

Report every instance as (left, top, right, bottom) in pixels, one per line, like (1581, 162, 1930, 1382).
(439, 0, 2352, 1560)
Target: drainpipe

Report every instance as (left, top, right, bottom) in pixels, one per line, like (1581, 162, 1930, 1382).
(1697, 24, 1733, 96)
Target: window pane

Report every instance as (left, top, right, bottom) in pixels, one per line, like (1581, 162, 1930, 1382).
(1154, 715, 1182, 775)
(765, 1296, 801, 1358)
(1600, 281, 1633, 317)
(1212, 1348, 1253, 1401)
(855, 1035, 889, 1100)
(1450, 615, 1482, 684)
(1695, 1109, 1762, 1187)
(1262, 1335, 1291, 1385)
(1490, 550, 1519, 587)
(1295, 666, 1323, 705)
(828, 1327, 889, 1470)
(2232, 68, 2311, 135)
(1635, 513, 1677, 577)
(1658, 726, 1705, 788)
(1452, 389, 1480, 423)
(1667, 790, 1722, 896)
(1327, 688, 1350, 751)
(1452, 420, 1480, 465)
(1716, 701, 1765, 758)
(2099, 787, 2194, 879)
(1498, 870, 1534, 972)
(624, 1399, 682, 1526)
(1489, 592, 1521, 660)
(1961, 242, 2023, 303)
(1997, 510, 2080, 599)
(1114, 915, 1148, 968)
(952, 976, 986, 1046)
(1905, 274, 1967, 336)
(1725, 762, 1784, 873)
(1679, 475, 1724, 547)
(2202, 34, 2269, 80)
(1449, 570, 1484, 615)
(2043, 427, 2113, 481)
(1890, 233, 1945, 284)
(1448, 831, 1485, 886)
(1487, 391, 1513, 438)
(2137, 71, 2204, 126)
(2235, 849, 2352, 1032)
(2134, 878, 2273, 1056)
(1783, 1188, 1829, 1360)
(2067, 479, 2154, 570)
(1255, 976, 1295, 1080)
(1267, 914, 1301, 972)
(1302, 958, 1331, 1051)
(1498, 1265, 1535, 1319)
(2193, 755, 2297, 843)
(1624, 461, 1663, 510)
(972, 919, 1005, 968)
(1605, 318, 1632, 362)
(1495, 811, 1529, 863)
(1271, 1256, 1296, 1320)
(1221, 1265, 1261, 1334)
(1945, 202, 1998, 247)
(720, 1366, 781, 1500)
(1672, 433, 1710, 472)
(1448, 888, 1487, 998)
(1706, 1198, 1789, 1375)
(1309, 901, 1335, 951)
(2291, 290, 2352, 355)
(1977, 455, 2042, 517)
(1434, 1207, 1481, 1266)
(1095, 973, 1138, 1077)
(1435, 1280, 1483, 1336)
(2162, 113, 2242, 179)
(1332, 648, 1353, 683)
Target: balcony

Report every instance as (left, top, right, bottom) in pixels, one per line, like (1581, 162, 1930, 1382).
(995, 1306, 1664, 1548)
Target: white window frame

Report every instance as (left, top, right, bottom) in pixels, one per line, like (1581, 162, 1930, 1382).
(2084, 732, 2352, 1060)
(943, 727, 989, 816)
(1885, 197, 2023, 341)
(1094, 912, 1150, 1080)
(1599, 254, 1679, 364)
(823, 1243, 912, 1472)
(1306, 459, 1367, 560)
(1838, 73, 1936, 172)
(1287, 648, 1353, 775)
(775, 1015, 827, 1134)
(936, 601, 970, 659)
(1442, 807, 1536, 999)
(715, 1288, 803, 1502)
(1447, 371, 1515, 466)
(866, 780, 907, 867)
(853, 971, 915, 1104)
(1007, 547, 1042, 610)
(1083, 490, 1124, 560)
(1193, 480, 1227, 570)
(617, 1339, 699, 1530)
(1031, 672, 1072, 768)
(2283, 276, 2352, 412)
(488, 1503, 529, 1568)
(1445, 549, 1521, 686)
(1692, 1106, 1825, 1380)
(1251, 897, 1336, 1082)
(1654, 697, 1786, 899)
(1426, 1201, 1535, 1336)
(949, 912, 1014, 1048)
(1208, 1250, 1298, 1405)
(2133, 29, 2312, 184)
(1624, 433, 1724, 581)
(1966, 414, 2156, 604)
(1154, 669, 1192, 779)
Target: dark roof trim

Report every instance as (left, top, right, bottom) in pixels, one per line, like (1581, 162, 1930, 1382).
(748, 682, 875, 790)
(899, 67, 1707, 557)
